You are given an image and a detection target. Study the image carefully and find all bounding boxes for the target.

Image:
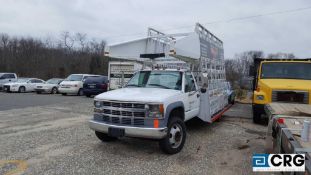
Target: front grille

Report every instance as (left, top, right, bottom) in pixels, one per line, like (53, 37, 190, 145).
(272, 90, 309, 104)
(95, 115, 145, 126)
(95, 100, 146, 126)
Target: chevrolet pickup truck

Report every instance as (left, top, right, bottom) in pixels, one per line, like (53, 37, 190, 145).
(89, 23, 232, 154)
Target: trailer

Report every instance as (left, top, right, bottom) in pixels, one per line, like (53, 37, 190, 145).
(266, 103, 311, 174)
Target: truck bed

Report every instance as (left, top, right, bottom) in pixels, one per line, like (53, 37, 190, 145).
(265, 103, 311, 174)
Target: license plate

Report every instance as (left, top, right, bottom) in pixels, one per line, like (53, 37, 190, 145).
(4, 87, 7, 91)
(37, 86, 42, 88)
(108, 127, 125, 137)
(89, 85, 95, 88)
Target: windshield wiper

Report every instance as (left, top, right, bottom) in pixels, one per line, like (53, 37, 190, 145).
(147, 84, 170, 89)
(126, 84, 141, 87)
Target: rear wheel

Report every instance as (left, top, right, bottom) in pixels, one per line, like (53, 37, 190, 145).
(51, 87, 57, 94)
(18, 86, 25, 93)
(78, 89, 83, 96)
(95, 131, 117, 142)
(159, 116, 186, 154)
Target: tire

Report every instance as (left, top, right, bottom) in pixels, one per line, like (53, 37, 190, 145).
(159, 116, 186, 154)
(78, 89, 83, 96)
(95, 131, 117, 142)
(62, 93, 67, 96)
(18, 86, 26, 93)
(51, 87, 57, 94)
(86, 94, 92, 98)
(253, 105, 263, 124)
(36, 91, 41, 94)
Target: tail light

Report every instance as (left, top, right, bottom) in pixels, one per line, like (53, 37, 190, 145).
(101, 84, 107, 89)
(277, 118, 284, 124)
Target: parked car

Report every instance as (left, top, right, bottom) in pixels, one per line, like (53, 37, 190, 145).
(0, 73, 17, 91)
(83, 76, 109, 97)
(58, 74, 100, 96)
(34, 78, 63, 94)
(3, 78, 45, 93)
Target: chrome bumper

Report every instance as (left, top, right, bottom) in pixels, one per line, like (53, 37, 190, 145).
(89, 120, 167, 139)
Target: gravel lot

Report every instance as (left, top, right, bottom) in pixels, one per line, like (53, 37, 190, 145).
(0, 92, 268, 175)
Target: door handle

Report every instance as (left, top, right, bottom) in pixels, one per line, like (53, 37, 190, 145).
(197, 94, 200, 98)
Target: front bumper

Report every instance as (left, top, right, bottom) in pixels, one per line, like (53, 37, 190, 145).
(35, 88, 51, 93)
(58, 87, 79, 94)
(89, 119, 167, 139)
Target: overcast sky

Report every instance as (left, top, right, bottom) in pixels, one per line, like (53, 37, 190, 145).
(0, 0, 310, 58)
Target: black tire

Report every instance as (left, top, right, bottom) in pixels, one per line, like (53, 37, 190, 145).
(253, 105, 263, 124)
(95, 131, 117, 142)
(36, 91, 41, 94)
(86, 94, 92, 98)
(62, 93, 67, 96)
(18, 86, 26, 93)
(51, 87, 57, 94)
(159, 116, 186, 154)
(78, 89, 83, 96)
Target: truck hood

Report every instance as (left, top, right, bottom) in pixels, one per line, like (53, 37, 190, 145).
(95, 88, 182, 103)
(60, 81, 80, 85)
(260, 79, 311, 90)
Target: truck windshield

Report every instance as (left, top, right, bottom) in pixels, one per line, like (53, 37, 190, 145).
(126, 71, 182, 90)
(261, 62, 311, 80)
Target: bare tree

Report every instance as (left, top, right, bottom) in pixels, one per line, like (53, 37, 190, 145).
(60, 31, 75, 50)
(75, 33, 87, 52)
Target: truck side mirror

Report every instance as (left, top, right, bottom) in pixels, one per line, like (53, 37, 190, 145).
(200, 88, 207, 93)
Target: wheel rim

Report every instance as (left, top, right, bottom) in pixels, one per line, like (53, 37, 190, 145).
(21, 87, 25, 92)
(79, 90, 83, 96)
(52, 88, 57, 94)
(169, 123, 183, 148)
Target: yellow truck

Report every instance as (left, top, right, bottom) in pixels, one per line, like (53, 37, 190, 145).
(250, 58, 311, 123)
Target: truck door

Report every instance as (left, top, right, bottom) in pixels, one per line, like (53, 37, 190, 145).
(184, 72, 200, 120)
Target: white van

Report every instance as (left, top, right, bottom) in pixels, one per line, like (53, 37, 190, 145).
(58, 74, 100, 96)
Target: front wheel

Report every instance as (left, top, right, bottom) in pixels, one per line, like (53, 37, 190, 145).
(18, 86, 26, 93)
(253, 105, 263, 124)
(95, 131, 117, 142)
(51, 87, 57, 94)
(159, 117, 186, 154)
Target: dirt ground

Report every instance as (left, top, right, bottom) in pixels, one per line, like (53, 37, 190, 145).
(0, 93, 268, 175)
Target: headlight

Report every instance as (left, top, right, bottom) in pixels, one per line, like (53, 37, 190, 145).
(146, 104, 164, 118)
(94, 101, 102, 108)
(256, 95, 264, 100)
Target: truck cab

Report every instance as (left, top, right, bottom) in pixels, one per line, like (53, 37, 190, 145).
(251, 59, 311, 123)
(89, 69, 200, 154)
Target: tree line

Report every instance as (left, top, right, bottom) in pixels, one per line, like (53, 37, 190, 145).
(0, 32, 297, 88)
(0, 32, 114, 80)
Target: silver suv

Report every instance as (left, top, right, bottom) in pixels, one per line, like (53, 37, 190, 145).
(0, 73, 17, 91)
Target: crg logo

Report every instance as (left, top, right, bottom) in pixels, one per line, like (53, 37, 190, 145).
(253, 154, 305, 172)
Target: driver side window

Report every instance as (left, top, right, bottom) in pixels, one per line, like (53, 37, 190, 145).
(184, 72, 196, 92)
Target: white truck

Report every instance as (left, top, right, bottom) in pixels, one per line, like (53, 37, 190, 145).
(89, 23, 233, 154)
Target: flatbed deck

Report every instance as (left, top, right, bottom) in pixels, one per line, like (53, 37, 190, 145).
(265, 103, 311, 174)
